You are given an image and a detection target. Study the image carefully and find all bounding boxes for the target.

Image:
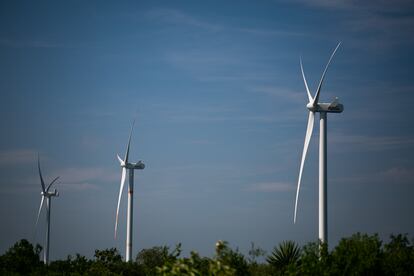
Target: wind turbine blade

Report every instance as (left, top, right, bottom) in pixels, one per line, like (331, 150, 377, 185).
(35, 196, 45, 233)
(115, 167, 127, 238)
(46, 176, 60, 192)
(300, 57, 313, 103)
(124, 121, 135, 164)
(313, 42, 341, 106)
(294, 111, 315, 223)
(37, 156, 46, 193)
(117, 154, 124, 165)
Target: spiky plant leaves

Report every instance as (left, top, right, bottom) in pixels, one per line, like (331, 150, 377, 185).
(267, 240, 301, 273)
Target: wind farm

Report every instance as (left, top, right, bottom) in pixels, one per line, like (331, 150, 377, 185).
(1, 1, 414, 275)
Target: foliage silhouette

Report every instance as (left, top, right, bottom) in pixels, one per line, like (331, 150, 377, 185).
(330, 233, 382, 275)
(137, 243, 181, 275)
(0, 239, 43, 275)
(1, 233, 414, 275)
(382, 234, 414, 276)
(267, 240, 301, 274)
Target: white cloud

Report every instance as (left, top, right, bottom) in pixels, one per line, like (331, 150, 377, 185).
(165, 50, 242, 71)
(58, 182, 100, 191)
(251, 86, 305, 103)
(333, 166, 414, 186)
(153, 100, 302, 125)
(245, 182, 295, 192)
(234, 27, 308, 37)
(189, 139, 213, 145)
(168, 113, 281, 124)
(282, 0, 414, 51)
(0, 166, 119, 194)
(53, 167, 119, 190)
(343, 11, 414, 49)
(147, 8, 313, 40)
(0, 149, 37, 166)
(330, 133, 414, 152)
(146, 8, 222, 31)
(288, 0, 414, 12)
(381, 167, 414, 184)
(0, 38, 62, 48)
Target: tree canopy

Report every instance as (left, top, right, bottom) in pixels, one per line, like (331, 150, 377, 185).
(1, 233, 413, 275)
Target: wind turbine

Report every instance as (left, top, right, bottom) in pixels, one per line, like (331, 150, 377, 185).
(294, 42, 343, 245)
(35, 156, 59, 265)
(115, 121, 145, 262)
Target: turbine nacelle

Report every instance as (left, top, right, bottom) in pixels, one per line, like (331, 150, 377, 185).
(123, 161, 145, 170)
(41, 189, 59, 197)
(306, 100, 344, 113)
(117, 154, 145, 170)
(132, 161, 145, 170)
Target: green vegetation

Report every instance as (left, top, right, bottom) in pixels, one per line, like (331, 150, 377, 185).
(267, 240, 301, 274)
(1, 233, 413, 275)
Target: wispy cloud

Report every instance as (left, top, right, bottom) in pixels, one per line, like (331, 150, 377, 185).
(168, 113, 281, 124)
(153, 103, 240, 124)
(344, 11, 414, 49)
(312, 0, 352, 9)
(146, 8, 222, 31)
(189, 139, 214, 145)
(0, 166, 118, 194)
(58, 182, 100, 192)
(196, 72, 279, 83)
(289, 0, 414, 12)
(381, 167, 414, 184)
(0, 38, 62, 49)
(251, 86, 305, 103)
(234, 27, 308, 38)
(164, 50, 240, 72)
(330, 133, 414, 152)
(333, 166, 414, 186)
(53, 167, 119, 190)
(165, 49, 281, 84)
(0, 149, 37, 166)
(146, 8, 311, 38)
(245, 182, 295, 192)
(151, 100, 302, 125)
(284, 0, 414, 50)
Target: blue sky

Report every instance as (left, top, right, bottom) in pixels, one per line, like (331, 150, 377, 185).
(0, 0, 414, 260)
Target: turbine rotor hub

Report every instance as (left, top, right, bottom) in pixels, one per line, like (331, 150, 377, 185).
(306, 102, 316, 112)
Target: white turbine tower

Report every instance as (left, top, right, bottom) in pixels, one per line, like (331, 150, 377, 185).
(115, 121, 145, 262)
(35, 156, 59, 265)
(294, 42, 343, 245)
